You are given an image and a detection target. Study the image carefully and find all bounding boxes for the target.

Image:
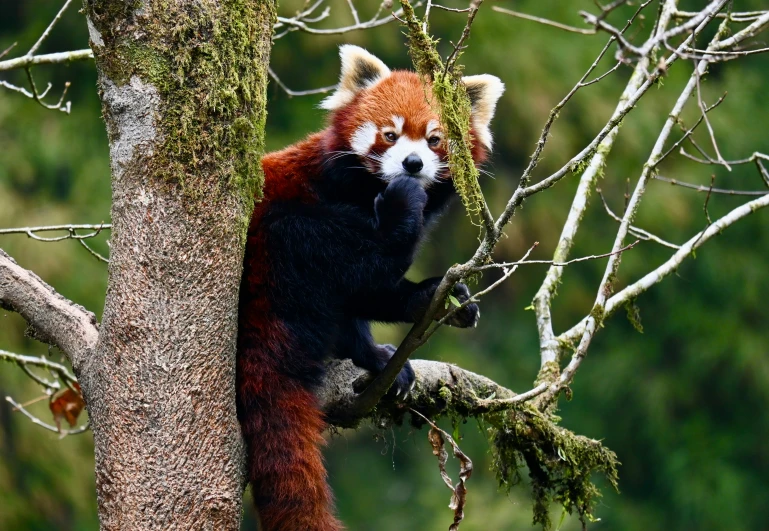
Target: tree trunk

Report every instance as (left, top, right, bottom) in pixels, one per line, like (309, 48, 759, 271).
(79, 1, 276, 528)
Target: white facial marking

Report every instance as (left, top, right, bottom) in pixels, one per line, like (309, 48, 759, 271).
(426, 120, 440, 135)
(380, 136, 442, 187)
(350, 122, 378, 155)
(392, 116, 405, 135)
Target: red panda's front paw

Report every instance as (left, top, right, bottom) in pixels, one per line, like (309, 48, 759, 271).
(378, 344, 416, 399)
(373, 177, 428, 233)
(443, 283, 481, 328)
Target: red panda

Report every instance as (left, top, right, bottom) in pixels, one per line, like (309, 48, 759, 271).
(237, 45, 503, 530)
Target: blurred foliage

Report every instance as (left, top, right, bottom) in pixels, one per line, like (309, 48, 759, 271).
(1, 1, 768, 530)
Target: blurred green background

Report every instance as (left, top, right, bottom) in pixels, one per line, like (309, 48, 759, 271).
(1, 1, 768, 529)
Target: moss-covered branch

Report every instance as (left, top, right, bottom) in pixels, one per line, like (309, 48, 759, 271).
(321, 358, 618, 530)
(490, 406, 619, 529)
(399, 0, 493, 231)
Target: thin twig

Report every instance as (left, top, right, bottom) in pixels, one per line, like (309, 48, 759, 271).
(5, 396, 89, 437)
(694, 60, 730, 170)
(274, 1, 422, 35)
(345, 0, 361, 25)
(0, 223, 111, 240)
(77, 238, 109, 262)
(0, 42, 17, 60)
(0, 49, 92, 72)
(679, 148, 769, 167)
(595, 0, 630, 22)
(653, 175, 769, 196)
(267, 67, 337, 97)
(24, 67, 71, 113)
(432, 4, 471, 14)
(493, 7, 596, 35)
(474, 241, 640, 271)
(474, 382, 550, 411)
(445, 0, 483, 75)
(0, 349, 78, 386)
(597, 189, 681, 249)
(27, 0, 75, 56)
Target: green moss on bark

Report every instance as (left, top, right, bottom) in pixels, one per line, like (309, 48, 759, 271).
(87, 0, 276, 221)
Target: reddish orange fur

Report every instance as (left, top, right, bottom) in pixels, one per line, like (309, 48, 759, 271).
(238, 336, 340, 531)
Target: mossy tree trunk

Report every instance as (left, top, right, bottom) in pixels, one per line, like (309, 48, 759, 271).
(79, 1, 276, 528)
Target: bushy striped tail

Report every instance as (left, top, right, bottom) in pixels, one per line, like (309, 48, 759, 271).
(238, 344, 342, 531)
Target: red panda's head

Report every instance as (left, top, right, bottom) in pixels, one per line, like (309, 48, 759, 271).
(321, 45, 504, 188)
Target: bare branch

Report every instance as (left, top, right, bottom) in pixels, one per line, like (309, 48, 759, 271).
(5, 396, 89, 437)
(759, 160, 769, 188)
(445, 0, 483, 75)
(0, 42, 17, 59)
(27, 0, 75, 56)
(561, 191, 769, 345)
(598, 189, 681, 249)
(0, 248, 98, 371)
(0, 223, 110, 241)
(274, 1, 421, 36)
(531, 0, 667, 371)
(77, 238, 109, 263)
(24, 68, 72, 113)
(475, 383, 550, 412)
(345, 0, 361, 25)
(0, 48, 92, 73)
(679, 148, 769, 168)
(674, 9, 768, 22)
(0, 223, 112, 242)
(268, 67, 337, 97)
(493, 7, 596, 35)
(652, 175, 769, 196)
(657, 91, 727, 165)
(0, 349, 78, 390)
(432, 4, 471, 14)
(476, 241, 640, 271)
(0, 223, 110, 262)
(537, 8, 732, 407)
(694, 60, 730, 170)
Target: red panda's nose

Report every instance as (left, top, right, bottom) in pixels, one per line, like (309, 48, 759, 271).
(402, 153, 424, 175)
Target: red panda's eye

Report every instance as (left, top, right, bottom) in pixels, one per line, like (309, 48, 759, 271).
(383, 132, 398, 142)
(428, 136, 441, 147)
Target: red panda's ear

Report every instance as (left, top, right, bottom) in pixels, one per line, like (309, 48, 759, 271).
(320, 45, 391, 111)
(462, 75, 505, 150)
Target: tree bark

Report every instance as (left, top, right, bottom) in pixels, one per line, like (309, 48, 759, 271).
(77, 1, 276, 528)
